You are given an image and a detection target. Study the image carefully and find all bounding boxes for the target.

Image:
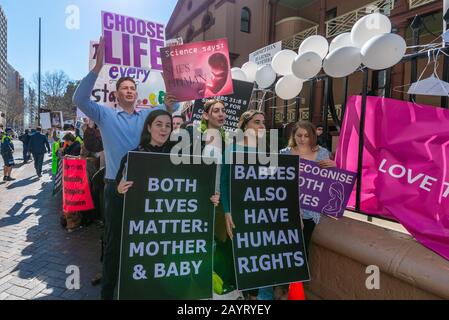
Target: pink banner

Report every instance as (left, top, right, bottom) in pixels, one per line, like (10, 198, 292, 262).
(336, 96, 449, 261)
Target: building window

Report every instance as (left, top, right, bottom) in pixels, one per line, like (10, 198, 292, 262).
(241, 7, 251, 33)
(326, 8, 337, 21)
(186, 26, 194, 42)
(187, 0, 193, 11)
(202, 12, 213, 29)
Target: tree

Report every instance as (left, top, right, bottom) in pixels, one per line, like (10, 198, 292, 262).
(32, 70, 71, 112)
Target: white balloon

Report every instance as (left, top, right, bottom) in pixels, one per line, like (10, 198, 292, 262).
(231, 67, 247, 81)
(255, 65, 277, 89)
(298, 35, 329, 60)
(291, 51, 322, 80)
(271, 50, 297, 76)
(323, 46, 361, 78)
(275, 75, 303, 100)
(361, 33, 406, 70)
(329, 33, 353, 52)
(351, 13, 391, 48)
(241, 61, 258, 82)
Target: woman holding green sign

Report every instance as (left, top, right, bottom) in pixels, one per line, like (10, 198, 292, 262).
(221, 110, 272, 300)
(116, 110, 220, 208)
(187, 99, 243, 299)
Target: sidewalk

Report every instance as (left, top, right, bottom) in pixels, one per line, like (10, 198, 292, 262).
(0, 154, 102, 300)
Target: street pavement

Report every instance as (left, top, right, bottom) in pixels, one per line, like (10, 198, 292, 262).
(0, 141, 102, 300)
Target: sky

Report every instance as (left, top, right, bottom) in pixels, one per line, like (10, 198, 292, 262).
(0, 0, 178, 83)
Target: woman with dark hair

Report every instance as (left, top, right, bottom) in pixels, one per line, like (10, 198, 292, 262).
(116, 109, 219, 200)
(280, 121, 336, 254)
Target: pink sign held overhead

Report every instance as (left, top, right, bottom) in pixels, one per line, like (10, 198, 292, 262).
(160, 38, 234, 102)
(336, 96, 449, 261)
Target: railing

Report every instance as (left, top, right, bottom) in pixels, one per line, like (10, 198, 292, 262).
(282, 25, 319, 51)
(325, 0, 395, 38)
(409, 0, 437, 9)
(275, 105, 342, 123)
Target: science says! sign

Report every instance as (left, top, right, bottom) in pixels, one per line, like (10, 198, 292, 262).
(230, 153, 310, 290)
(118, 152, 217, 300)
(161, 39, 234, 102)
(102, 11, 165, 70)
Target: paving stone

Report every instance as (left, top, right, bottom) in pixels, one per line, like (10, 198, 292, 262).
(0, 155, 101, 300)
(0, 282, 13, 293)
(5, 285, 29, 297)
(0, 292, 10, 300)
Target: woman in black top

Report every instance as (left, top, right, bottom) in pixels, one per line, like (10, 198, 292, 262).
(116, 110, 220, 207)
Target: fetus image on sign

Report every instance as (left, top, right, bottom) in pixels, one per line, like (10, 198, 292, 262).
(322, 182, 345, 216)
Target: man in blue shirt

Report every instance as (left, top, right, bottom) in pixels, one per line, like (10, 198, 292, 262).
(73, 37, 178, 300)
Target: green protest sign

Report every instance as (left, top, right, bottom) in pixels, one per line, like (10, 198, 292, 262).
(230, 153, 310, 290)
(118, 152, 217, 300)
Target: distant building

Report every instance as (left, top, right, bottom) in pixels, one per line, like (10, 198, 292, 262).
(0, 6, 7, 127)
(7, 63, 25, 129)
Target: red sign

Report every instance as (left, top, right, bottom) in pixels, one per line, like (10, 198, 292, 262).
(161, 38, 234, 102)
(63, 158, 94, 213)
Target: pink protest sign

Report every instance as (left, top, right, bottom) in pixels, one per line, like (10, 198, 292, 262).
(102, 11, 165, 71)
(160, 39, 234, 102)
(336, 96, 449, 260)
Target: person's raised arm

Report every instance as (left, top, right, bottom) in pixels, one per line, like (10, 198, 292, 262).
(73, 37, 106, 124)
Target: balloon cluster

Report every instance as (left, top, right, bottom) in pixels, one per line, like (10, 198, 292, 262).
(231, 13, 407, 100)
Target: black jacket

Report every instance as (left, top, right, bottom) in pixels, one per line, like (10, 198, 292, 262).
(116, 143, 174, 184)
(28, 133, 50, 154)
(64, 141, 81, 156)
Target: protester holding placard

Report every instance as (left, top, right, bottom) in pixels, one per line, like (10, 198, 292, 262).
(116, 109, 220, 203)
(114, 110, 219, 299)
(220, 110, 274, 300)
(73, 37, 179, 300)
(187, 99, 245, 298)
(280, 121, 336, 255)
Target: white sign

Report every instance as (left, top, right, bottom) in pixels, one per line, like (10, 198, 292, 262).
(40, 113, 51, 129)
(249, 42, 282, 66)
(166, 37, 184, 47)
(51, 112, 64, 128)
(89, 41, 166, 110)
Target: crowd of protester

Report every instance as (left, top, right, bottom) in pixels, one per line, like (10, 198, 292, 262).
(1, 38, 337, 301)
